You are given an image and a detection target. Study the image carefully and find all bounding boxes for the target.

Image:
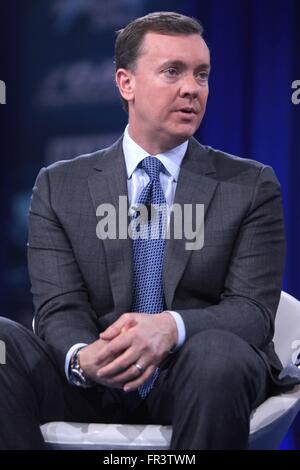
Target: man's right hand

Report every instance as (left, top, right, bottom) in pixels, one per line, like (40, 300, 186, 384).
(78, 338, 125, 389)
(78, 318, 137, 389)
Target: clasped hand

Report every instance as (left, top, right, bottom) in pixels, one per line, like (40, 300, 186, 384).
(78, 311, 177, 392)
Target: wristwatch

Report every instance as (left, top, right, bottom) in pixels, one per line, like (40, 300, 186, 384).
(69, 347, 93, 388)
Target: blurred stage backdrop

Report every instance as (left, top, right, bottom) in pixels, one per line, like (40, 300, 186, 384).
(0, 0, 299, 449)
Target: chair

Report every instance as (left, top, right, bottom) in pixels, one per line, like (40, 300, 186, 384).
(41, 291, 300, 450)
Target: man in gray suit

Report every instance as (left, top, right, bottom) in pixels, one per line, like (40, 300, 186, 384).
(0, 11, 297, 450)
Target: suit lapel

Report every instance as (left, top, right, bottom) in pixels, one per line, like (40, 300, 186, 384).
(88, 137, 133, 314)
(163, 138, 219, 308)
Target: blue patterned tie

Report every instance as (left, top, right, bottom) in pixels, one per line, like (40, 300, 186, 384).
(131, 156, 167, 399)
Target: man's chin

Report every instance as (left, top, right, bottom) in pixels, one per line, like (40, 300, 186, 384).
(176, 117, 202, 133)
(171, 124, 200, 141)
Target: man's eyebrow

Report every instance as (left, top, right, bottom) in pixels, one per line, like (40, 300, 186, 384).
(159, 60, 211, 70)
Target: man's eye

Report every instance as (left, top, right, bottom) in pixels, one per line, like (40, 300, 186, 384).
(197, 71, 209, 81)
(165, 68, 179, 77)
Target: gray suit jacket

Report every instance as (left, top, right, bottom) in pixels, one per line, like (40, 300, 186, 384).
(28, 136, 285, 379)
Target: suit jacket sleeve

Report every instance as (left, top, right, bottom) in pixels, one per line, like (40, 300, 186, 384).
(176, 165, 285, 351)
(28, 167, 100, 376)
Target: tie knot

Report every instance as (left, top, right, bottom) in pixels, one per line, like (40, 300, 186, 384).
(141, 156, 164, 181)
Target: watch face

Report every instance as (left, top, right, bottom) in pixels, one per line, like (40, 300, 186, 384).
(71, 367, 86, 386)
(72, 369, 83, 380)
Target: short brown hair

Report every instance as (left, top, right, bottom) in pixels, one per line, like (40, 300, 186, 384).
(115, 11, 204, 112)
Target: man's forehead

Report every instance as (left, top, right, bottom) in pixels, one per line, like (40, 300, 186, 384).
(140, 32, 210, 61)
(142, 31, 207, 46)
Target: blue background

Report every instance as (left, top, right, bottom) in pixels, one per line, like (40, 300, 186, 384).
(0, 0, 299, 449)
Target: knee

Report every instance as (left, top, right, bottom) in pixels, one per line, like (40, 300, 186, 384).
(0, 317, 27, 342)
(180, 330, 253, 387)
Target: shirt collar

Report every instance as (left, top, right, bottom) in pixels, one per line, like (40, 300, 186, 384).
(122, 125, 188, 182)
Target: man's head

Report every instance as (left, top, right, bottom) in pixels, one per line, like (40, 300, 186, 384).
(115, 12, 210, 153)
(115, 12, 204, 110)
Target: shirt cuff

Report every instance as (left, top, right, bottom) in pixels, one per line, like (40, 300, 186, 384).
(65, 343, 88, 383)
(166, 310, 186, 351)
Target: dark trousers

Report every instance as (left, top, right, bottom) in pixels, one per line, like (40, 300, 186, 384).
(0, 317, 271, 450)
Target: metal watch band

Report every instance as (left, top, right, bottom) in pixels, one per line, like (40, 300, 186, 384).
(69, 347, 93, 388)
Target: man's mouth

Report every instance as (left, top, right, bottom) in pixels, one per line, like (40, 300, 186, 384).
(177, 107, 197, 115)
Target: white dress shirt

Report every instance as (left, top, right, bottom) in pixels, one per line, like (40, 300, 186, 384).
(122, 125, 187, 351)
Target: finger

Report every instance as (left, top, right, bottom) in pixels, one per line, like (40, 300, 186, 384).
(99, 324, 122, 341)
(123, 364, 157, 392)
(100, 360, 149, 387)
(102, 364, 142, 386)
(100, 315, 136, 341)
(96, 347, 137, 378)
(95, 333, 131, 365)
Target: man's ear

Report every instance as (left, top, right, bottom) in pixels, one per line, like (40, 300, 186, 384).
(115, 68, 135, 103)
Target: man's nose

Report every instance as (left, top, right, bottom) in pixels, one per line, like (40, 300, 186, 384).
(179, 75, 200, 99)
